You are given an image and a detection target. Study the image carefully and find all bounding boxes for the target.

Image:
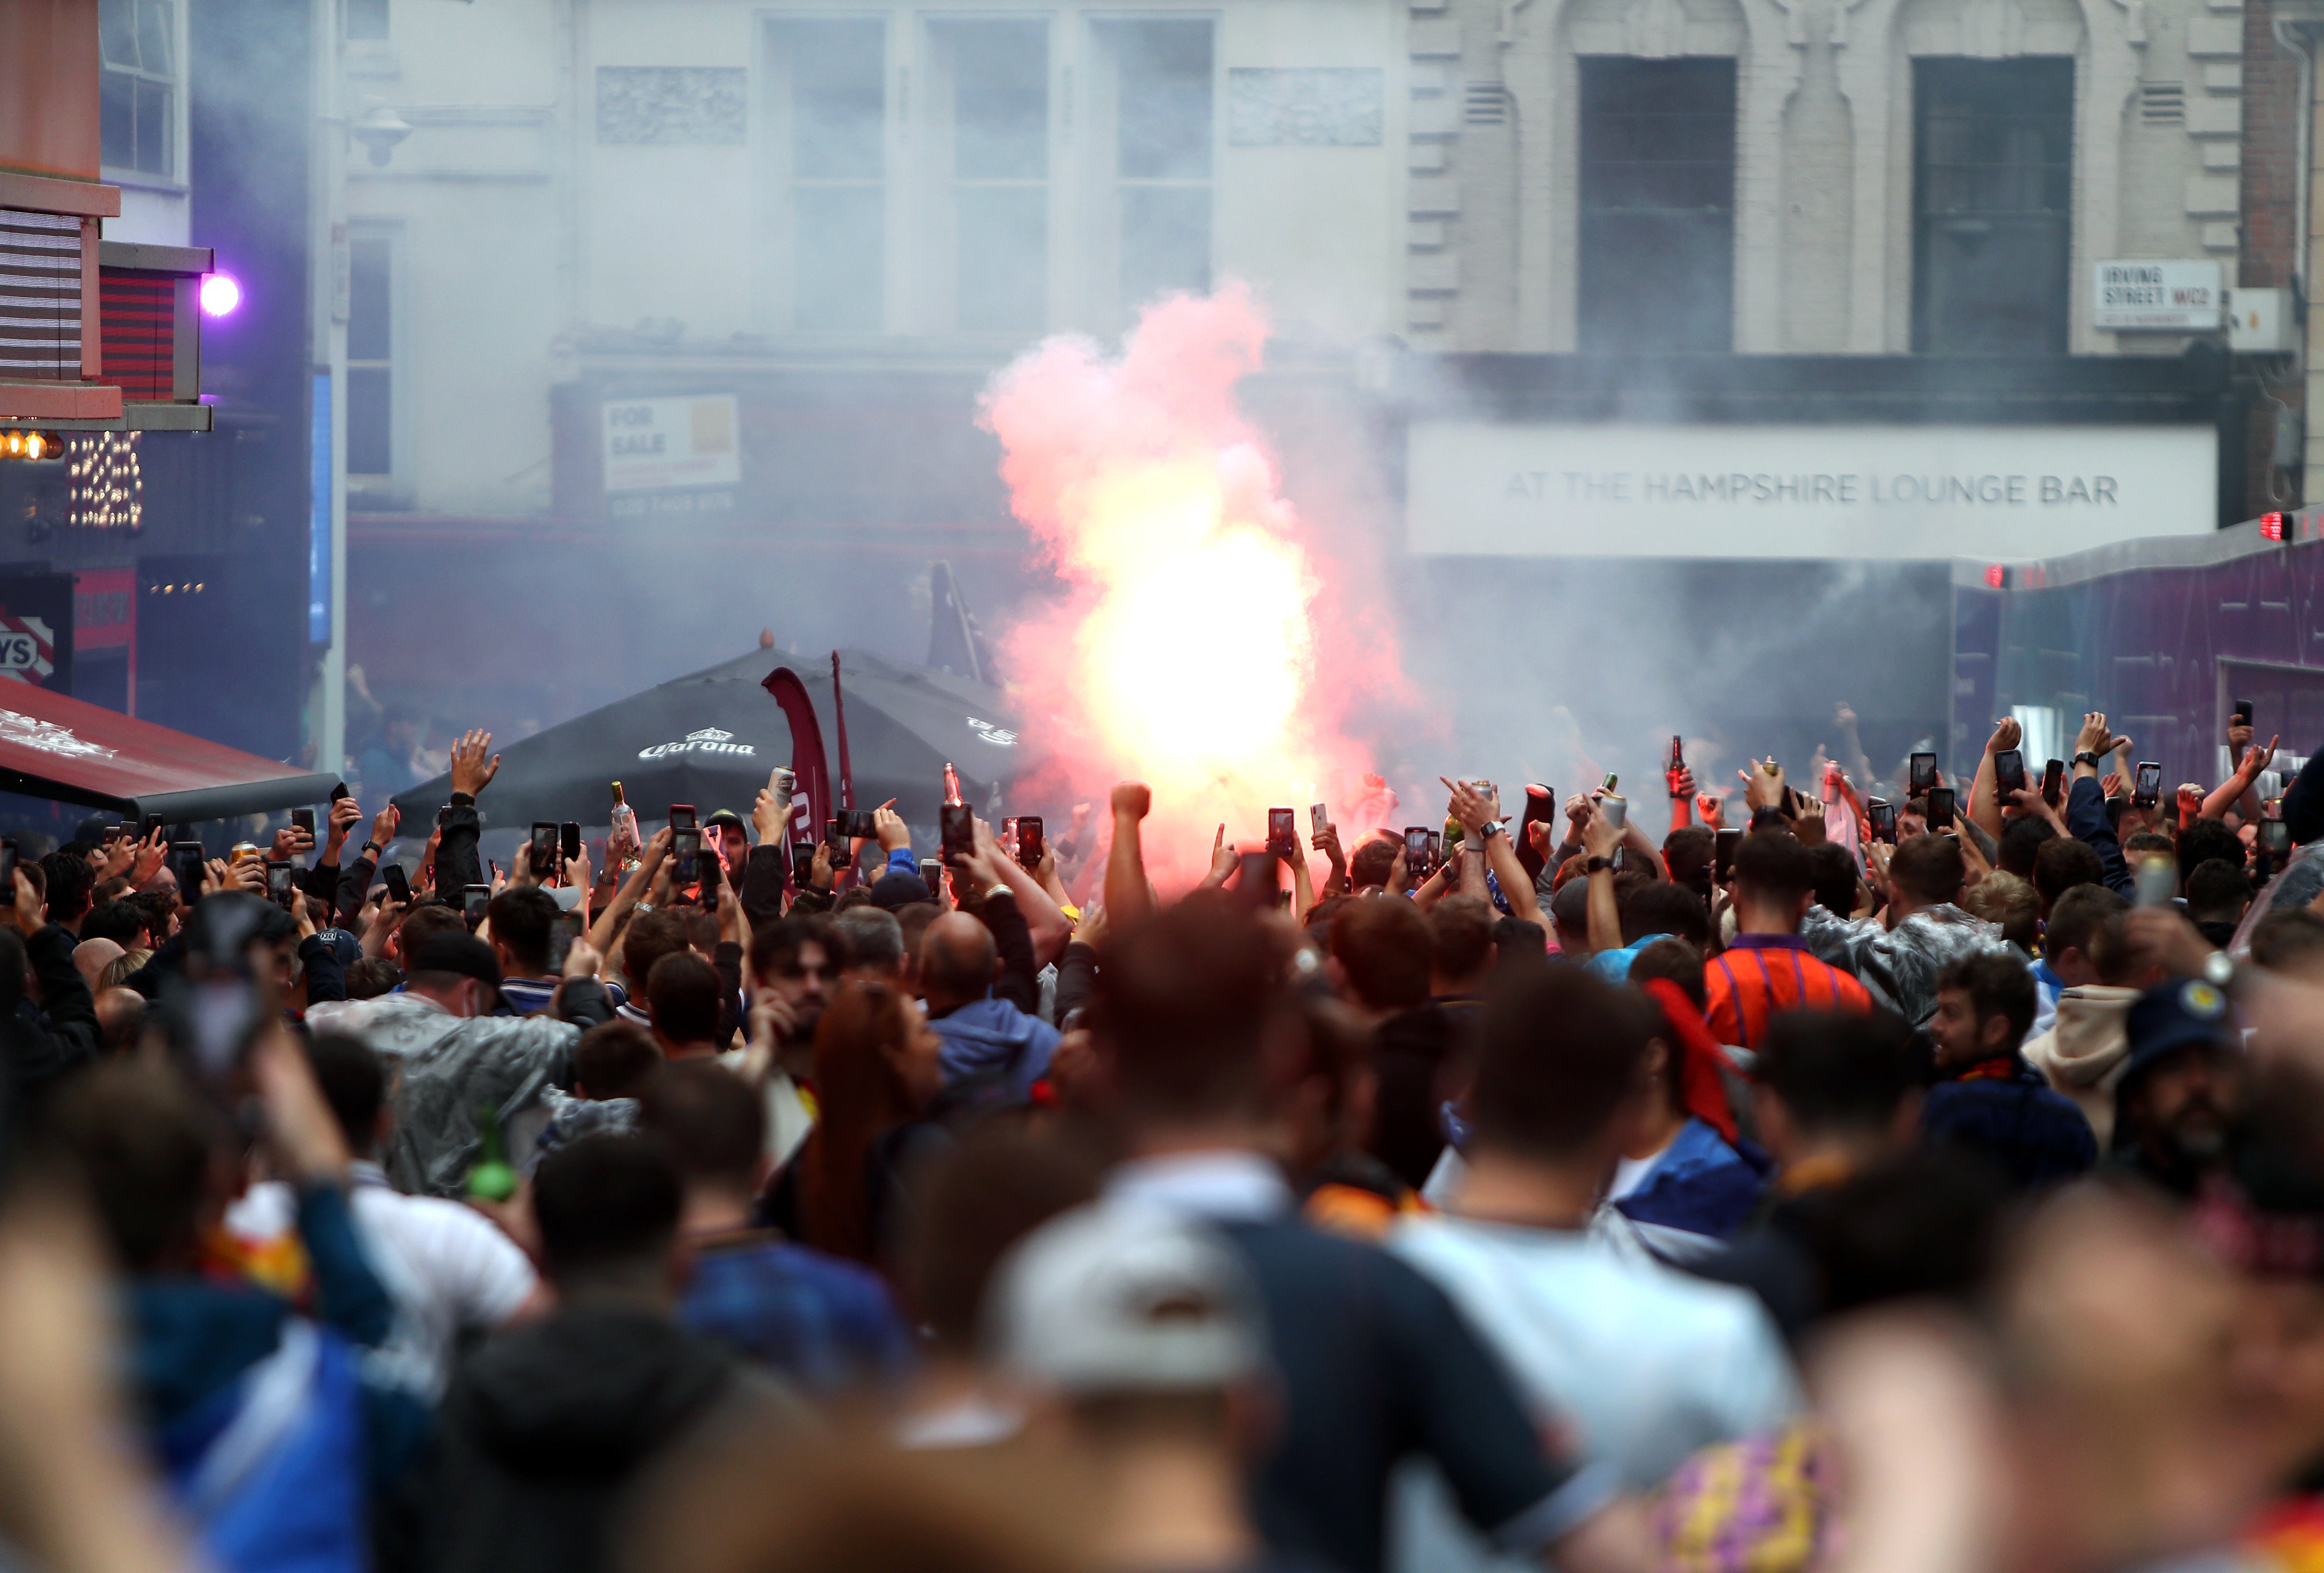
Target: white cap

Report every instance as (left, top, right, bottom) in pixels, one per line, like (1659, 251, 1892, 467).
(987, 1201, 1265, 1394)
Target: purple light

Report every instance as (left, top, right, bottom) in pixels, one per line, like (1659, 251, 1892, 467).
(199, 273, 242, 317)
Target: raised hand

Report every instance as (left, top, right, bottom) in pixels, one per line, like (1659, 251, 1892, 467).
(1111, 781, 1151, 822)
(448, 729, 501, 798)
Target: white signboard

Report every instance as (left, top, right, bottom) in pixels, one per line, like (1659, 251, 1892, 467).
(2093, 260, 2223, 331)
(600, 395, 741, 494)
(1406, 421, 2217, 561)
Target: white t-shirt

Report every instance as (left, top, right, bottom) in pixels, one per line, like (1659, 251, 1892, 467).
(1382, 1214, 1799, 1573)
(229, 1161, 537, 1398)
(1389, 1214, 1799, 1487)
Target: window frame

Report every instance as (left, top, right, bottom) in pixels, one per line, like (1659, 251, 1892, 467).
(343, 223, 408, 499)
(97, 0, 185, 185)
(1909, 55, 2076, 357)
(763, 13, 894, 336)
(1084, 12, 1219, 335)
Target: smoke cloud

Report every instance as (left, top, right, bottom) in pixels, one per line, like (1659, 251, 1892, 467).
(981, 284, 1397, 888)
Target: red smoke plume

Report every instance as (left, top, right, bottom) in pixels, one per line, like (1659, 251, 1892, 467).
(981, 285, 1393, 891)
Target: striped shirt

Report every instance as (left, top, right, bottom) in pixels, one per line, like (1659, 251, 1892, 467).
(1705, 934, 1872, 1050)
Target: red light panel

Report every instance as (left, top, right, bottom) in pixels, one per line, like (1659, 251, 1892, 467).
(1983, 564, 2006, 588)
(2263, 512, 2288, 542)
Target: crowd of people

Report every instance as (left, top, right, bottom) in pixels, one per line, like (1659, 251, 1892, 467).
(4, 705, 2324, 1573)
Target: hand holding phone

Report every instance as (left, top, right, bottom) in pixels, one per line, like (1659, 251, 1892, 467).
(2133, 762, 2162, 809)
(941, 803, 976, 866)
(1016, 815, 1045, 871)
(1993, 749, 2027, 797)
(2041, 759, 2064, 808)
(1926, 786, 1956, 830)
(1909, 752, 1938, 795)
(1266, 807, 1296, 860)
(1867, 799, 1898, 844)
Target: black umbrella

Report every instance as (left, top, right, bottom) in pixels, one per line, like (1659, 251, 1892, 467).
(392, 647, 1032, 835)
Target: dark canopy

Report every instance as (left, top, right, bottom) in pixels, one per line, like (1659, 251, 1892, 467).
(392, 647, 1031, 832)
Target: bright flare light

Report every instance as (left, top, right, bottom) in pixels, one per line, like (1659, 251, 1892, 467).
(199, 273, 242, 317)
(982, 285, 1385, 887)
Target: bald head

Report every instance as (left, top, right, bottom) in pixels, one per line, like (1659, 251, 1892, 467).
(73, 938, 124, 994)
(919, 912, 998, 1011)
(94, 986, 144, 1053)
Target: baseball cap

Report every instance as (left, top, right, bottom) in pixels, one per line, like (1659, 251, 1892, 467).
(869, 871, 929, 912)
(408, 930, 502, 989)
(987, 1201, 1264, 1394)
(705, 809, 748, 836)
(2119, 977, 2240, 1088)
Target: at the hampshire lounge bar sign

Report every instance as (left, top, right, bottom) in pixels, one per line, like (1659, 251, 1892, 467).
(2093, 260, 2223, 331)
(1405, 422, 2217, 561)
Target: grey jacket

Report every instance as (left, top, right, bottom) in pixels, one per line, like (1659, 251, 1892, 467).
(345, 993, 582, 1197)
(1800, 903, 2010, 1026)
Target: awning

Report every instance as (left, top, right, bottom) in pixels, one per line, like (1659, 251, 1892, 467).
(0, 681, 337, 823)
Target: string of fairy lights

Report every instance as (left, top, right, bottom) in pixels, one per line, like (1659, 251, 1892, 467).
(0, 431, 142, 532)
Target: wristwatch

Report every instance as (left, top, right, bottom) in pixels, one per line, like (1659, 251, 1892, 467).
(1477, 819, 1506, 841)
(359, 841, 382, 858)
(1585, 855, 1614, 875)
(2073, 751, 2103, 769)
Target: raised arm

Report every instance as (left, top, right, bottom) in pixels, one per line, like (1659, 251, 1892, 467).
(2203, 737, 2278, 820)
(1444, 777, 1544, 926)
(1968, 717, 2018, 840)
(1104, 782, 1153, 927)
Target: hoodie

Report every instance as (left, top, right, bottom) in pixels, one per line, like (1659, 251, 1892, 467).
(2020, 985, 2141, 1147)
(926, 996, 1057, 1095)
(426, 1304, 753, 1573)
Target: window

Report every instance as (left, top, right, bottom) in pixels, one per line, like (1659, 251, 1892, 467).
(99, 0, 175, 177)
(346, 0, 388, 42)
(347, 235, 393, 478)
(1575, 57, 1736, 353)
(1912, 58, 2073, 354)
(773, 19, 886, 333)
(931, 19, 1049, 333)
(1093, 18, 1213, 317)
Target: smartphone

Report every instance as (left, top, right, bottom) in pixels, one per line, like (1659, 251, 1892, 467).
(1868, 798, 1898, 844)
(1713, 826, 1742, 883)
(669, 804, 697, 832)
(381, 862, 411, 906)
(329, 782, 351, 804)
(1310, 803, 1329, 838)
(1233, 850, 1278, 906)
(1427, 830, 1443, 870)
(1403, 826, 1432, 877)
(2042, 759, 2064, 807)
(463, 884, 492, 925)
(1016, 815, 1044, 870)
(826, 817, 846, 854)
(941, 802, 976, 865)
(2134, 855, 2178, 907)
(561, 822, 582, 863)
(171, 840, 207, 892)
(2134, 762, 2162, 808)
(2264, 816, 2294, 857)
(790, 840, 817, 881)
(1267, 807, 1296, 858)
(920, 857, 944, 896)
(672, 828, 701, 883)
(1994, 749, 2027, 797)
(0, 840, 15, 895)
(840, 808, 877, 841)
(1926, 786, 1956, 830)
(530, 822, 560, 878)
(544, 911, 582, 973)
(290, 808, 315, 840)
(2235, 699, 2256, 731)
(1909, 753, 1938, 795)
(142, 812, 164, 840)
(698, 844, 722, 896)
(265, 860, 296, 910)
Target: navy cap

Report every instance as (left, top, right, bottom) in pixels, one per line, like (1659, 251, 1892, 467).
(869, 871, 930, 912)
(704, 809, 748, 834)
(2120, 977, 2239, 1088)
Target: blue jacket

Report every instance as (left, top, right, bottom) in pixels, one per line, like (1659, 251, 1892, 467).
(2065, 776, 2134, 897)
(1613, 1117, 1770, 1242)
(1921, 1059, 2098, 1192)
(927, 996, 1058, 1095)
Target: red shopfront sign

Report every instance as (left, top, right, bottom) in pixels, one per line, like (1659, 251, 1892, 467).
(74, 568, 134, 715)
